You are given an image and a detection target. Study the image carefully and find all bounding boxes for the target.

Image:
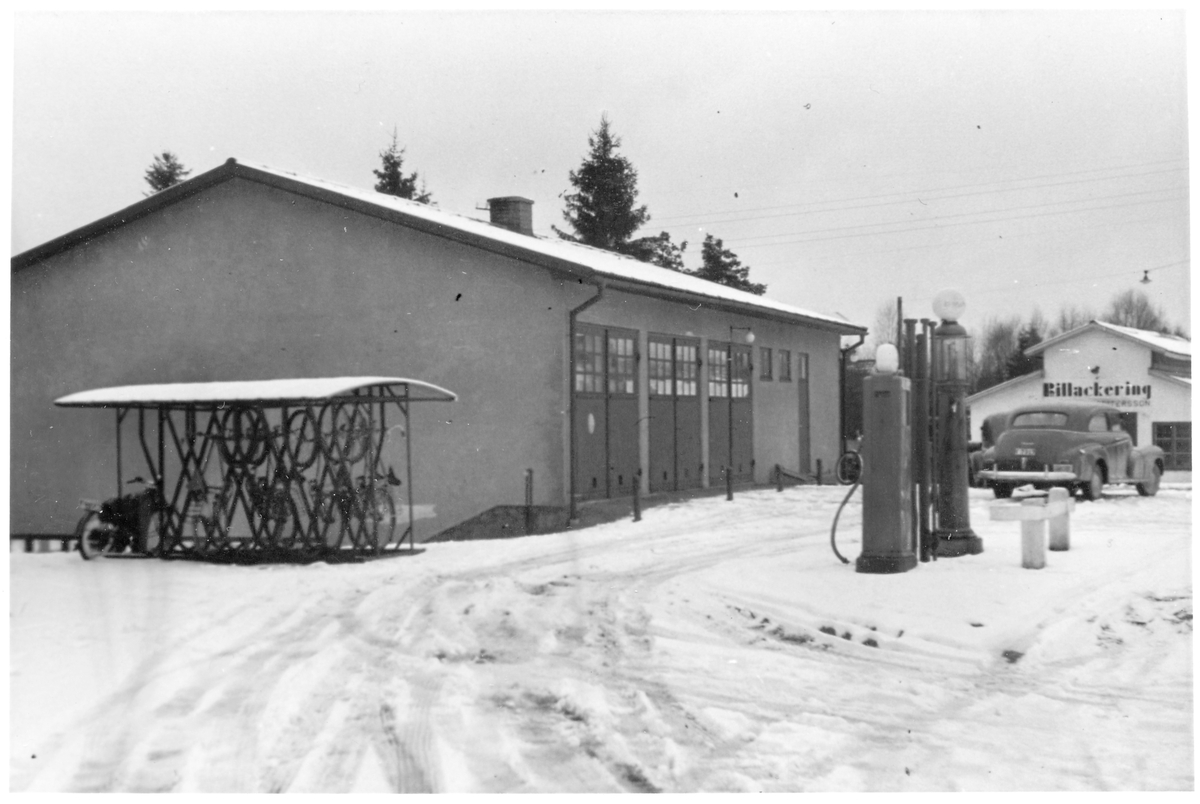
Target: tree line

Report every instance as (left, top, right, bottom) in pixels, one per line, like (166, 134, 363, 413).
(141, 114, 765, 295)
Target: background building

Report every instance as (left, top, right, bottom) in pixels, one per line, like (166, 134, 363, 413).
(11, 159, 864, 539)
(966, 321, 1191, 469)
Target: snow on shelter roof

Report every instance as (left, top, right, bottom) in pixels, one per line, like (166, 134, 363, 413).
(11, 158, 861, 334)
(54, 377, 457, 410)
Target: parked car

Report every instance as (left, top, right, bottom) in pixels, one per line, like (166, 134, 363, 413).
(968, 411, 1012, 487)
(976, 401, 1164, 500)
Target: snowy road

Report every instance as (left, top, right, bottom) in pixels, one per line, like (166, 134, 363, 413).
(9, 484, 1193, 791)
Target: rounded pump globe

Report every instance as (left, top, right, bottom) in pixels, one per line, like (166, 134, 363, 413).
(743, 330, 756, 344)
(874, 343, 899, 374)
(932, 289, 967, 322)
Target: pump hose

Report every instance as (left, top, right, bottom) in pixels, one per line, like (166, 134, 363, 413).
(829, 455, 863, 565)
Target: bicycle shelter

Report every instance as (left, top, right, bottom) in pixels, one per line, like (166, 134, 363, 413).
(55, 377, 456, 560)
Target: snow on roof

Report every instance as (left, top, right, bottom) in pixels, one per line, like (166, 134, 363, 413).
(1093, 321, 1192, 357)
(54, 376, 457, 409)
(233, 159, 862, 332)
(1026, 319, 1191, 359)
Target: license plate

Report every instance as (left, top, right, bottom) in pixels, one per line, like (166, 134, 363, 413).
(78, 498, 101, 511)
(1015, 448, 1036, 456)
(1053, 464, 1073, 473)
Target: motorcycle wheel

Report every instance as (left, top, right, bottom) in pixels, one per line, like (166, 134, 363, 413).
(76, 512, 119, 560)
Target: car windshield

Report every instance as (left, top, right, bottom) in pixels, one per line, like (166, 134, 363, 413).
(1011, 411, 1071, 428)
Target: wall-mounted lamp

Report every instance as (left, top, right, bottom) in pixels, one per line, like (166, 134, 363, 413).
(1089, 365, 1101, 375)
(730, 326, 755, 344)
(1141, 270, 1151, 285)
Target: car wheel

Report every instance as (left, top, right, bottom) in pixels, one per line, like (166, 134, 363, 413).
(1083, 468, 1104, 501)
(1136, 466, 1161, 497)
(992, 484, 1013, 499)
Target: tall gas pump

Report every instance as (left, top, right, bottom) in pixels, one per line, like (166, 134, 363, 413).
(856, 344, 918, 574)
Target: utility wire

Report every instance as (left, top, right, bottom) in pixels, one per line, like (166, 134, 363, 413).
(745, 208, 1189, 269)
(730, 191, 1186, 250)
(646, 155, 1188, 206)
(655, 165, 1187, 228)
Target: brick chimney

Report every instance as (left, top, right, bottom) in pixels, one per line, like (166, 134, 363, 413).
(487, 196, 534, 236)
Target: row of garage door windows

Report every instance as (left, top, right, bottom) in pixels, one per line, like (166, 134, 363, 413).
(574, 328, 809, 397)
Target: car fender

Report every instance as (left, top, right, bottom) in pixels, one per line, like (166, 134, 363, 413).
(1128, 445, 1165, 480)
(1076, 446, 1107, 480)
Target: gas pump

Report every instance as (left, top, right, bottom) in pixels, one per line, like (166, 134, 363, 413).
(856, 344, 918, 574)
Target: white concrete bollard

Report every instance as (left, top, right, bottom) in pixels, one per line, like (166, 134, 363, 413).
(990, 490, 1074, 570)
(1020, 498, 1047, 570)
(1047, 487, 1070, 551)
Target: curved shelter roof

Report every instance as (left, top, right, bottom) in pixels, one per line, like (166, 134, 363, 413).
(54, 377, 457, 410)
(14, 158, 865, 335)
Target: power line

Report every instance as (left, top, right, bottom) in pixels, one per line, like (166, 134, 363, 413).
(650, 157, 1189, 225)
(655, 165, 1187, 229)
(744, 208, 1190, 269)
(645, 155, 1188, 206)
(727, 191, 1186, 250)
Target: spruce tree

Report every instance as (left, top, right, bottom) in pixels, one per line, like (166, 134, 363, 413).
(143, 152, 191, 195)
(1005, 323, 1044, 378)
(374, 130, 432, 203)
(633, 231, 688, 272)
(692, 234, 766, 295)
(554, 115, 650, 255)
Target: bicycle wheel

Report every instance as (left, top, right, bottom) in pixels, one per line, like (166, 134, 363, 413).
(140, 508, 165, 556)
(375, 492, 397, 552)
(218, 407, 270, 468)
(285, 409, 321, 471)
(836, 451, 863, 485)
(330, 404, 371, 464)
(76, 512, 119, 560)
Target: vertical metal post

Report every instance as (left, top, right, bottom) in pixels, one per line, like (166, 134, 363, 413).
(633, 469, 642, 521)
(727, 337, 734, 501)
(916, 324, 933, 561)
(404, 389, 414, 551)
(116, 408, 126, 495)
(524, 468, 534, 534)
(816, 458, 823, 485)
(896, 296, 904, 369)
(776, 464, 783, 492)
(903, 319, 918, 550)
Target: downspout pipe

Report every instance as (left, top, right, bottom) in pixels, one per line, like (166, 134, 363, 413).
(568, 280, 605, 523)
(840, 334, 866, 456)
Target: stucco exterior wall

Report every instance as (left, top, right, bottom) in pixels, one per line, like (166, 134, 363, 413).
(966, 327, 1191, 445)
(11, 178, 571, 536)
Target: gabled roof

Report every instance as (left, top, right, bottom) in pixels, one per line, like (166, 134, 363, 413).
(1025, 320, 1191, 360)
(965, 369, 1044, 405)
(13, 158, 864, 335)
(54, 376, 456, 410)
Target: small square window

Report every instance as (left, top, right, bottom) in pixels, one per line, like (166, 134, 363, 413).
(779, 350, 792, 382)
(760, 347, 773, 380)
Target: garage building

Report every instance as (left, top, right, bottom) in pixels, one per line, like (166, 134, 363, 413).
(966, 320, 1191, 470)
(11, 158, 864, 540)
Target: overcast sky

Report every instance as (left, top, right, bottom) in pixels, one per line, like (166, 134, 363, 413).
(10, 10, 1192, 338)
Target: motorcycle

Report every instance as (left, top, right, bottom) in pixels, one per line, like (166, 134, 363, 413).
(75, 476, 166, 560)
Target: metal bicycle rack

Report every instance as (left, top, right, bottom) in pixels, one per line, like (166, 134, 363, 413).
(55, 377, 456, 560)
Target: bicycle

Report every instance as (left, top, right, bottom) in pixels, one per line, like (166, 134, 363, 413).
(181, 473, 233, 555)
(75, 476, 166, 560)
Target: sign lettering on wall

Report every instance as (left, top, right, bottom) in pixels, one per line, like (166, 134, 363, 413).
(1043, 381, 1152, 407)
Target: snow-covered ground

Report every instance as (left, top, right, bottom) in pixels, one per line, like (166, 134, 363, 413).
(9, 482, 1193, 792)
